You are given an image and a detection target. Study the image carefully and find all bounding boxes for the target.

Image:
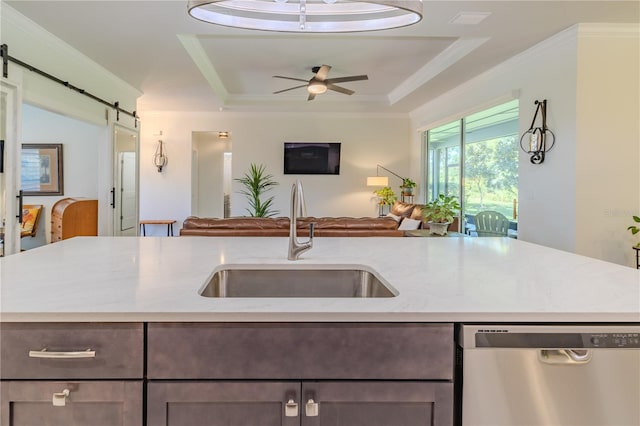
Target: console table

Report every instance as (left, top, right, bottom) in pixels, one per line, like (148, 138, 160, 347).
(140, 220, 176, 236)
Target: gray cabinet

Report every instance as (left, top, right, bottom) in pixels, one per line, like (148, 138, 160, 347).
(0, 323, 144, 426)
(1, 381, 142, 426)
(147, 381, 452, 426)
(147, 381, 300, 426)
(147, 323, 454, 426)
(301, 381, 453, 426)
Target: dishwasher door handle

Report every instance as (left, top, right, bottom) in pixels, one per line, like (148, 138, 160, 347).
(538, 349, 592, 365)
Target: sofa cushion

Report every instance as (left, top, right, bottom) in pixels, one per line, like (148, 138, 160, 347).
(182, 216, 289, 229)
(390, 201, 415, 218)
(298, 217, 399, 230)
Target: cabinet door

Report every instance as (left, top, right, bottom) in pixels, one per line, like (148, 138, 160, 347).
(147, 381, 300, 426)
(301, 381, 453, 426)
(0, 380, 142, 426)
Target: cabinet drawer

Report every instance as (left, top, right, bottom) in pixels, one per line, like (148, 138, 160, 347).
(0, 380, 142, 426)
(148, 323, 453, 380)
(0, 323, 143, 379)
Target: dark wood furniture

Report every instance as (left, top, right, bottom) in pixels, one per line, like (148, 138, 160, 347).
(0, 323, 143, 426)
(1, 322, 455, 425)
(51, 198, 98, 242)
(147, 322, 454, 426)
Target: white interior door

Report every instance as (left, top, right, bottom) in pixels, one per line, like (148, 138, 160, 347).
(119, 152, 136, 232)
(0, 79, 22, 256)
(113, 125, 138, 236)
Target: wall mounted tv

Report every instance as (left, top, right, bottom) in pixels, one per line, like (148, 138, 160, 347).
(284, 142, 341, 175)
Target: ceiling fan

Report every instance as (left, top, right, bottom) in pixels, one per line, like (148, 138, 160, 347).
(273, 65, 368, 101)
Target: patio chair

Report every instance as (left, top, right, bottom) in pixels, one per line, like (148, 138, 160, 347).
(474, 210, 510, 237)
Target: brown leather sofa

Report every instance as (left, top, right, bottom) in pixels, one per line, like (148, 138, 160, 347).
(179, 216, 404, 237)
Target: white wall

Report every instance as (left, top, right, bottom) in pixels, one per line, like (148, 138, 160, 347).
(410, 24, 640, 267)
(20, 103, 102, 248)
(574, 27, 640, 265)
(138, 112, 410, 234)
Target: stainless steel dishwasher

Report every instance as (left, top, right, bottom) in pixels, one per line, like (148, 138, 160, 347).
(459, 324, 640, 426)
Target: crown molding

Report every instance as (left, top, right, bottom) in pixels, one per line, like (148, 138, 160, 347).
(388, 37, 490, 105)
(577, 23, 640, 38)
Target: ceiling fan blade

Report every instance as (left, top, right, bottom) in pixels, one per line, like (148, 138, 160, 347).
(307, 93, 316, 101)
(325, 75, 369, 84)
(273, 76, 309, 83)
(273, 84, 308, 94)
(315, 65, 331, 81)
(326, 84, 355, 96)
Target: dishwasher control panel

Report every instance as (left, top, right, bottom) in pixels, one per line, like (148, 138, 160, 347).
(459, 325, 640, 349)
(590, 333, 640, 348)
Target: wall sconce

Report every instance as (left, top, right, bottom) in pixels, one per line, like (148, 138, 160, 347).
(218, 131, 229, 139)
(519, 99, 555, 164)
(153, 139, 168, 172)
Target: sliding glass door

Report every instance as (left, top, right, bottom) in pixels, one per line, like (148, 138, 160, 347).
(425, 100, 519, 233)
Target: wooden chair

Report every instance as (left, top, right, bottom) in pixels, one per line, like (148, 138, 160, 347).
(474, 210, 510, 237)
(20, 204, 43, 238)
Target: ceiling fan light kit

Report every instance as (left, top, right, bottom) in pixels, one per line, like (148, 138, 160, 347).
(307, 81, 328, 94)
(187, 0, 423, 32)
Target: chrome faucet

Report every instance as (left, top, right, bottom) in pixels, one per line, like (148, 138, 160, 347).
(288, 180, 313, 260)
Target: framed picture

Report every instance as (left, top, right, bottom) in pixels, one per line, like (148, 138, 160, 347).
(21, 143, 64, 196)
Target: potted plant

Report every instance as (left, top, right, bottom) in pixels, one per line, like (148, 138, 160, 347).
(628, 215, 640, 248)
(235, 163, 279, 217)
(423, 194, 460, 235)
(373, 186, 397, 216)
(401, 178, 417, 196)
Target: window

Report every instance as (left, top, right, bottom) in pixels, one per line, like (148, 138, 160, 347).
(425, 100, 519, 231)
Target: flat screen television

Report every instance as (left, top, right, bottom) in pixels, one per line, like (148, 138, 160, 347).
(284, 142, 341, 175)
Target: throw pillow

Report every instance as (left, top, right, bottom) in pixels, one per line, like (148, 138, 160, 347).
(390, 201, 415, 218)
(386, 213, 402, 222)
(398, 217, 421, 230)
(410, 205, 424, 220)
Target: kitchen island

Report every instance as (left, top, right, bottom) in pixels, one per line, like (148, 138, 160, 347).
(1, 236, 638, 322)
(1, 236, 638, 426)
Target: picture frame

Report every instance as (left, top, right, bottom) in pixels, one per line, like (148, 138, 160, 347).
(21, 143, 64, 196)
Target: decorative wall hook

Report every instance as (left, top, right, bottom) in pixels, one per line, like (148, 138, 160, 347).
(519, 99, 555, 164)
(153, 139, 167, 172)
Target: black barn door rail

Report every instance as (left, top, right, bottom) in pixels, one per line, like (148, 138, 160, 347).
(1, 43, 138, 126)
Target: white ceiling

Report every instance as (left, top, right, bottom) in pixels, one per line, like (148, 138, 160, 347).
(4, 1, 639, 113)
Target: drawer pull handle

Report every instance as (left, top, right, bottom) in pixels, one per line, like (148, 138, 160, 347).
(285, 399, 298, 417)
(52, 389, 70, 407)
(29, 348, 96, 359)
(305, 399, 319, 417)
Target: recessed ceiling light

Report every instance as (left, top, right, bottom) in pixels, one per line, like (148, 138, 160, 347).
(187, 0, 423, 33)
(449, 11, 491, 25)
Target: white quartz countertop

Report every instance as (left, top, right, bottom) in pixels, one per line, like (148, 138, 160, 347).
(1, 236, 639, 322)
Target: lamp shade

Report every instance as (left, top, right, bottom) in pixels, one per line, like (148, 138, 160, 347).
(366, 176, 389, 186)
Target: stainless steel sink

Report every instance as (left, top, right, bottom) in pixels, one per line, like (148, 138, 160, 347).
(199, 267, 397, 298)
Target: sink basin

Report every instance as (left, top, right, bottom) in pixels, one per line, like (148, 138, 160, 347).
(199, 266, 397, 298)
